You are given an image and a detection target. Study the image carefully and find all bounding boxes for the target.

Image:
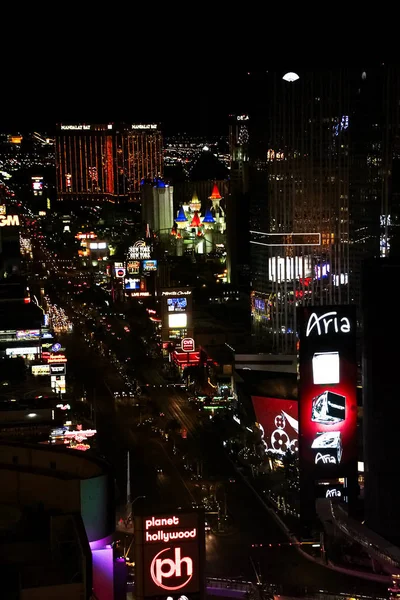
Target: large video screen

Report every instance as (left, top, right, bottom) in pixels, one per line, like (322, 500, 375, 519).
(125, 278, 140, 290)
(251, 396, 298, 454)
(167, 297, 187, 312)
(168, 313, 187, 328)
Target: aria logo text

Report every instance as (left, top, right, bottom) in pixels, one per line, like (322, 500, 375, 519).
(315, 453, 336, 465)
(306, 311, 350, 337)
(326, 489, 341, 498)
(150, 547, 193, 591)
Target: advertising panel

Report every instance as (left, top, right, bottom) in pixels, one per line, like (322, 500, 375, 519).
(31, 364, 51, 376)
(127, 260, 140, 274)
(298, 305, 357, 519)
(182, 338, 195, 352)
(251, 397, 298, 454)
(50, 363, 67, 375)
(16, 329, 41, 340)
(168, 313, 187, 328)
(115, 267, 126, 278)
(134, 511, 205, 600)
(167, 297, 187, 312)
(142, 260, 158, 272)
(125, 278, 140, 290)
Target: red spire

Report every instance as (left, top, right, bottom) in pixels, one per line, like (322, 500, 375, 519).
(190, 211, 201, 228)
(209, 183, 222, 200)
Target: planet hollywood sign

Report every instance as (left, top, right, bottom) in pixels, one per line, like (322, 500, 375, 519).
(137, 512, 203, 599)
(146, 516, 197, 592)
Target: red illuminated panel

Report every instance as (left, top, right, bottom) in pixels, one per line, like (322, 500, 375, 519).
(298, 306, 357, 475)
(105, 136, 114, 194)
(172, 351, 200, 366)
(251, 397, 298, 454)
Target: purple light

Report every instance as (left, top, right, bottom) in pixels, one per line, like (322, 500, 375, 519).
(90, 535, 113, 551)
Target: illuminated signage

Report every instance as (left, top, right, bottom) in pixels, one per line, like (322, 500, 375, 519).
(76, 232, 97, 240)
(0, 215, 20, 227)
(132, 124, 157, 130)
(298, 305, 357, 521)
(16, 329, 40, 340)
(125, 278, 140, 290)
(31, 364, 51, 376)
(60, 124, 91, 130)
(52, 343, 61, 352)
(89, 242, 107, 250)
(128, 241, 151, 260)
(237, 115, 249, 121)
(142, 260, 157, 272)
(115, 267, 126, 278)
(0, 205, 6, 215)
(48, 353, 67, 363)
(306, 311, 351, 337)
(168, 313, 187, 328)
(6, 347, 40, 356)
(130, 291, 151, 298)
(251, 397, 298, 455)
(50, 364, 66, 374)
(167, 297, 187, 312)
(134, 511, 204, 599)
(162, 290, 192, 297)
(182, 338, 195, 352)
(127, 260, 140, 274)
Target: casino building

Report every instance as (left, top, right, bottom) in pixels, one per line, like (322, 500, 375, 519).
(56, 123, 163, 203)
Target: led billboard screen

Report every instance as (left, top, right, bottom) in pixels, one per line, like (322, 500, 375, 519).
(168, 313, 187, 328)
(142, 260, 158, 272)
(134, 511, 205, 600)
(167, 297, 187, 312)
(298, 305, 357, 518)
(125, 278, 140, 290)
(251, 397, 298, 455)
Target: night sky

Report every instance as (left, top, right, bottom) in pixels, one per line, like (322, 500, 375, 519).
(2, 56, 247, 136)
(1, 34, 382, 137)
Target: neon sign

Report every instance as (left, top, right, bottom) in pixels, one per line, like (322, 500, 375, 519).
(306, 311, 350, 337)
(161, 290, 192, 296)
(326, 488, 341, 498)
(0, 215, 19, 227)
(60, 124, 91, 130)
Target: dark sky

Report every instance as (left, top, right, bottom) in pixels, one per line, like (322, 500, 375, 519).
(2, 53, 246, 136)
(1, 33, 384, 136)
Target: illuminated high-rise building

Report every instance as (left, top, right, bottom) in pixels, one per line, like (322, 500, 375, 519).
(245, 66, 400, 353)
(141, 178, 174, 240)
(247, 70, 351, 353)
(56, 123, 163, 202)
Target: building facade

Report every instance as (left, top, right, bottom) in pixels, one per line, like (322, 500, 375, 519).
(141, 179, 174, 239)
(248, 70, 350, 353)
(56, 123, 163, 203)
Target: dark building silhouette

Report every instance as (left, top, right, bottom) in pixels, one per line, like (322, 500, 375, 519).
(362, 258, 400, 544)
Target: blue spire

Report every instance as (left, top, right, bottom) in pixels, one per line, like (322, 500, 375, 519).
(202, 208, 215, 224)
(175, 207, 188, 222)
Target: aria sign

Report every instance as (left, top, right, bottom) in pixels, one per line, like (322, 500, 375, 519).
(306, 311, 351, 337)
(0, 215, 20, 227)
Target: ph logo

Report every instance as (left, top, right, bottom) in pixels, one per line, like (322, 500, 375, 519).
(150, 547, 193, 591)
